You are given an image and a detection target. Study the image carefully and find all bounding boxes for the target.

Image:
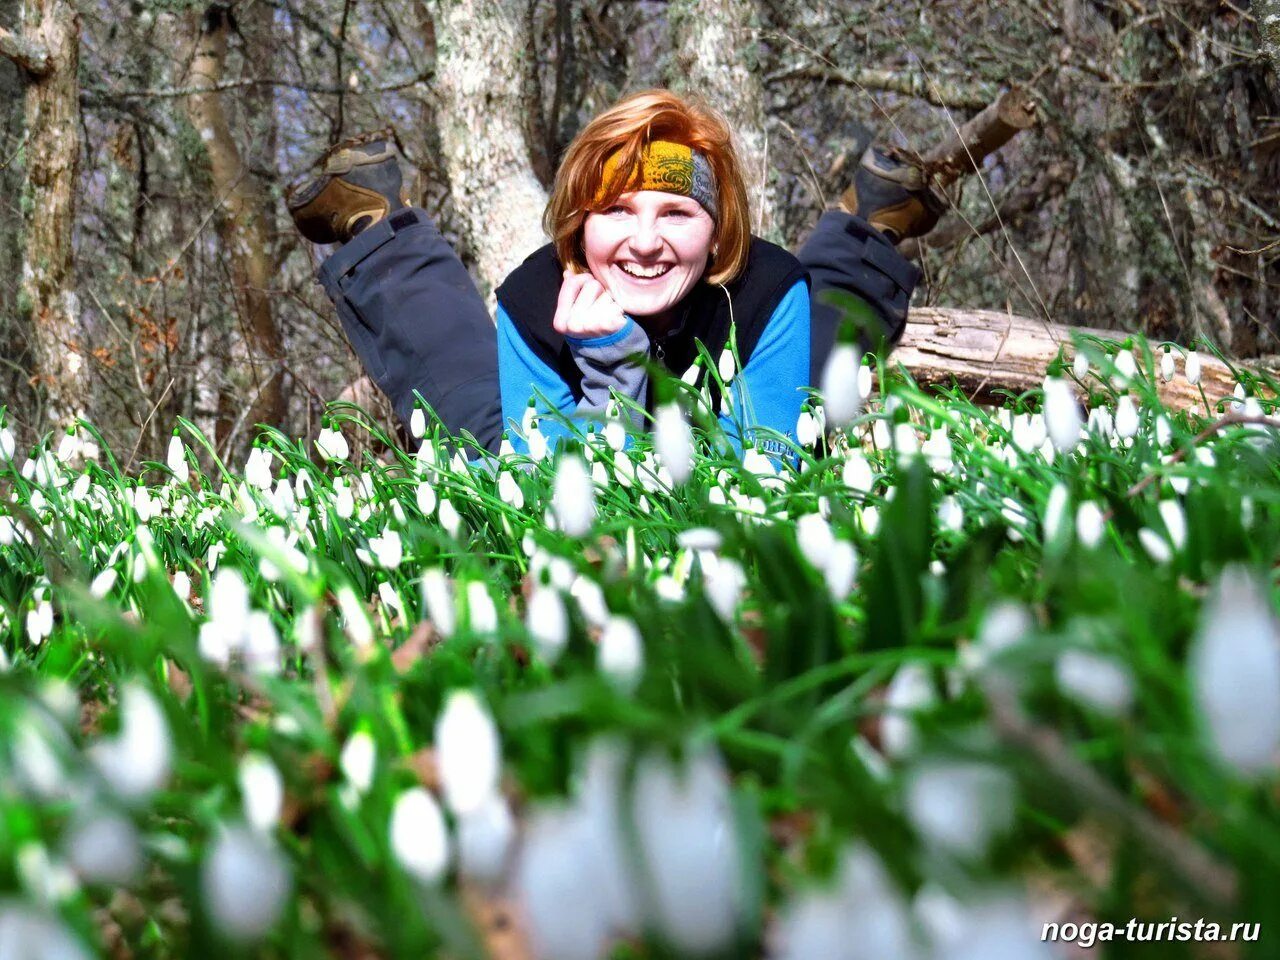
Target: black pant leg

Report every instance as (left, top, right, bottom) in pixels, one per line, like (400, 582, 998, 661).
(317, 209, 504, 454)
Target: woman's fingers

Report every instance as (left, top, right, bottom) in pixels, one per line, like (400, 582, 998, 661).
(553, 269, 594, 334)
(555, 270, 628, 339)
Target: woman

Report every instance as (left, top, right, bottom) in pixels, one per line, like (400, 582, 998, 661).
(286, 90, 936, 458)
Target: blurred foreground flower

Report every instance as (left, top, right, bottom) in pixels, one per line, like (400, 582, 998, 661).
(202, 825, 291, 943)
(436, 691, 501, 815)
(389, 787, 450, 884)
(89, 684, 172, 804)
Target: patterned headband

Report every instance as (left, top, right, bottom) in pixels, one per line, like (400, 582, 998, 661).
(595, 140, 719, 221)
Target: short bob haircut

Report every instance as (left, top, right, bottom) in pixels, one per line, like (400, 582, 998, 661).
(543, 89, 751, 287)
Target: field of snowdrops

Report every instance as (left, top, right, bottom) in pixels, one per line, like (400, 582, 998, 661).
(0, 333, 1277, 959)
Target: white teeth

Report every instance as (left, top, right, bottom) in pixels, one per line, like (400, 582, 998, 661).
(619, 263, 670, 279)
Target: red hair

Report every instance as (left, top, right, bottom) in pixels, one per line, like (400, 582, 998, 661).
(543, 89, 751, 286)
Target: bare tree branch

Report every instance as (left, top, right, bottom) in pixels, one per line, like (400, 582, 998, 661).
(765, 63, 994, 110)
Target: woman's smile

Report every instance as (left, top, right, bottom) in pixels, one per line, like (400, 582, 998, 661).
(582, 190, 716, 325)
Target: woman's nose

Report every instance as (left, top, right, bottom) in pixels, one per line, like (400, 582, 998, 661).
(628, 217, 663, 256)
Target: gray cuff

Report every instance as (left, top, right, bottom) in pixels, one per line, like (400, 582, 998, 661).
(566, 318, 651, 429)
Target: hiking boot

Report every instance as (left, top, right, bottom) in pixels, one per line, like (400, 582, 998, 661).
(286, 129, 410, 245)
(839, 145, 946, 243)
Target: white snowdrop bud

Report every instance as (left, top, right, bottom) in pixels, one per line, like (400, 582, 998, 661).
(937, 496, 964, 534)
(415, 479, 437, 516)
(244, 447, 274, 490)
(1114, 348, 1137, 383)
(821, 345, 862, 428)
(1161, 349, 1175, 382)
(465, 581, 498, 634)
(796, 513, 835, 570)
(90, 568, 118, 599)
(553, 456, 595, 537)
(842, 449, 874, 492)
(1115, 395, 1139, 440)
(717, 347, 736, 384)
(653, 403, 693, 485)
(89, 684, 172, 803)
(315, 425, 349, 462)
(1190, 566, 1280, 778)
(389, 787, 450, 884)
(857, 359, 874, 400)
(238, 753, 284, 833)
(1042, 377, 1081, 454)
(598, 615, 643, 691)
(526, 584, 568, 663)
(438, 497, 462, 537)
(497, 470, 524, 508)
(881, 663, 936, 759)
(436, 691, 501, 815)
(962, 602, 1031, 676)
(1138, 528, 1172, 564)
(603, 417, 626, 452)
(333, 478, 355, 519)
(410, 406, 426, 439)
(0, 425, 13, 461)
(457, 792, 515, 885)
(166, 434, 189, 483)
(368, 528, 403, 570)
(905, 760, 1015, 858)
(516, 806, 613, 960)
(421, 568, 456, 638)
(796, 408, 819, 448)
(202, 826, 291, 942)
(823, 540, 858, 601)
(340, 730, 376, 795)
(893, 422, 919, 461)
(1185, 349, 1201, 385)
(1075, 501, 1105, 549)
(1158, 499, 1186, 551)
(527, 423, 548, 461)
(65, 811, 143, 887)
(703, 557, 745, 622)
(1043, 483, 1069, 545)
(1055, 650, 1134, 717)
(1155, 416, 1173, 449)
(1072, 351, 1089, 381)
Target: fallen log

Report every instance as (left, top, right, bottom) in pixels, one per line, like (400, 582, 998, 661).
(894, 307, 1273, 414)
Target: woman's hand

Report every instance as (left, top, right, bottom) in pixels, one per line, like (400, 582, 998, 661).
(552, 268, 629, 339)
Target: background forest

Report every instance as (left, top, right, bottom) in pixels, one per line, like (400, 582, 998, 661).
(2, 0, 1279, 460)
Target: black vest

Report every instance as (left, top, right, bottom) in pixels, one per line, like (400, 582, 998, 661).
(495, 239, 809, 414)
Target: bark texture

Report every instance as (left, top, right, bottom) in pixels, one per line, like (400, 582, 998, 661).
(186, 5, 285, 442)
(2, 0, 87, 431)
(669, 0, 779, 240)
(432, 0, 549, 299)
(0, 0, 22, 336)
(896, 307, 1262, 414)
(1258, 0, 1280, 86)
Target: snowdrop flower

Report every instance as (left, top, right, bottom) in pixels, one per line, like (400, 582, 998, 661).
(857, 358, 874, 400)
(821, 344, 862, 428)
(0, 423, 13, 461)
(632, 746, 746, 954)
(332, 478, 355, 519)
(368, 527, 403, 570)
(244, 447, 273, 491)
(436, 690, 501, 815)
(796, 513, 835, 571)
(905, 760, 1015, 858)
(202, 825, 291, 943)
(1138, 528, 1172, 564)
(1185, 349, 1201, 385)
(842, 449, 874, 493)
(497, 470, 523, 508)
(1055, 650, 1134, 717)
(1114, 347, 1137, 384)
(823, 540, 858, 601)
(1160, 348, 1175, 382)
(89, 568, 118, 600)
(516, 805, 614, 960)
(922, 427, 953, 472)
(526, 584, 568, 663)
(1157, 499, 1186, 551)
(893, 422, 919, 461)
(410, 405, 427, 439)
(166, 433, 189, 484)
(871, 417, 892, 451)
(389, 787, 450, 884)
(438, 497, 462, 537)
(64, 811, 143, 887)
(1190, 566, 1280, 778)
(421, 568, 456, 638)
(1042, 377, 1081, 454)
(1042, 483, 1069, 545)
(937, 496, 964, 534)
(962, 602, 1031, 676)
(653, 403, 693, 485)
(1072, 350, 1089, 381)
(239, 753, 284, 833)
(1075, 501, 1105, 549)
(603, 416, 626, 453)
(796, 406, 819, 448)
(335, 585, 374, 649)
(1115, 394, 1139, 440)
(89, 684, 172, 804)
(527, 422, 549, 462)
(598, 616, 643, 692)
(717, 345, 736, 384)
(703, 556, 746, 622)
(465, 581, 498, 634)
(457, 792, 516, 885)
(340, 730, 376, 796)
(881, 663, 936, 759)
(677, 527, 722, 551)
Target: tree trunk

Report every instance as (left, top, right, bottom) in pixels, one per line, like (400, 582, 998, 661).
(895, 307, 1258, 415)
(432, 0, 548, 300)
(186, 5, 285, 447)
(0, 0, 23, 355)
(669, 0, 779, 240)
(1, 0, 86, 433)
(1258, 0, 1280, 88)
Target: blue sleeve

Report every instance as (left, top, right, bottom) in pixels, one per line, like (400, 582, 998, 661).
(717, 279, 810, 461)
(497, 304, 643, 455)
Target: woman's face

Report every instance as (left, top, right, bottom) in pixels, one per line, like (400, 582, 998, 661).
(581, 190, 716, 324)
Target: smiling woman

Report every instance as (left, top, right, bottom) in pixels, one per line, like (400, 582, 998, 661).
(287, 89, 933, 460)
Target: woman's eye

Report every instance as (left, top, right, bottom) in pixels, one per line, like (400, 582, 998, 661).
(663, 209, 691, 219)
(603, 205, 628, 215)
